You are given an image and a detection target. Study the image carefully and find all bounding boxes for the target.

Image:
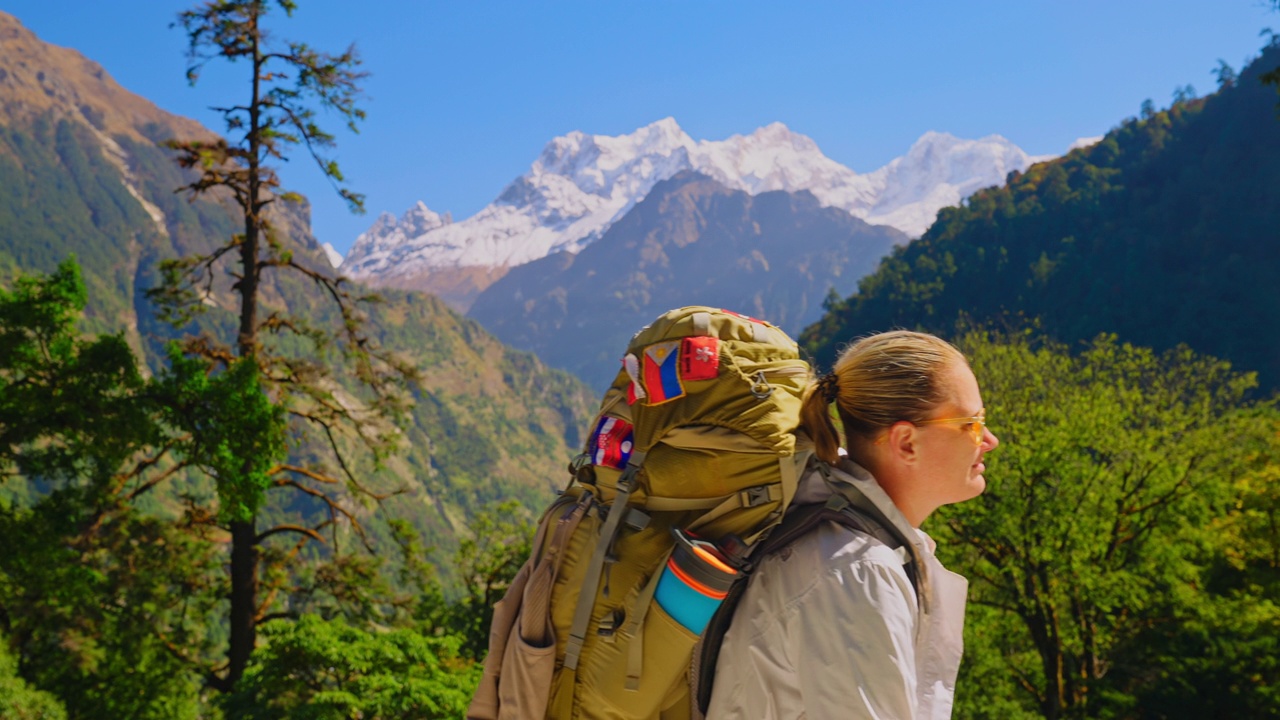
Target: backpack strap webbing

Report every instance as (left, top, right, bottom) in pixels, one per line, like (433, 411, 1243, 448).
(692, 483, 922, 714)
(563, 449, 649, 674)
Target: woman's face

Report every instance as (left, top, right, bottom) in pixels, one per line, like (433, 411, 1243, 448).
(914, 361, 1000, 507)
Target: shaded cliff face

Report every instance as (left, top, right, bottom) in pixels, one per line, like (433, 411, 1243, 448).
(0, 10, 598, 537)
(468, 171, 907, 390)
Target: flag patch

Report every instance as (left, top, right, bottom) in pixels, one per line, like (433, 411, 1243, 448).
(720, 308, 767, 325)
(681, 336, 719, 381)
(590, 416, 634, 469)
(642, 340, 684, 404)
(623, 353, 645, 405)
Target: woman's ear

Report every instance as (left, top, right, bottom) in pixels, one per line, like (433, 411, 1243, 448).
(885, 421, 919, 465)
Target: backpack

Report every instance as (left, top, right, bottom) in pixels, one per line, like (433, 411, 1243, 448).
(467, 306, 812, 720)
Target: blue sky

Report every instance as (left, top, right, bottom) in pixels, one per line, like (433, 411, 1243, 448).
(6, 1, 1277, 254)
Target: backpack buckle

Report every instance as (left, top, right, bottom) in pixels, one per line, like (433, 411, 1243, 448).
(743, 485, 772, 507)
(749, 370, 772, 399)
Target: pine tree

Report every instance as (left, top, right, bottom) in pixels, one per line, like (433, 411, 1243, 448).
(150, 0, 416, 689)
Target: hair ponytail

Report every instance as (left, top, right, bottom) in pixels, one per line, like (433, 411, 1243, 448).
(800, 375, 842, 465)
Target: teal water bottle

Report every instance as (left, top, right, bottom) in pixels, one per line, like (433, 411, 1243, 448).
(654, 529, 739, 634)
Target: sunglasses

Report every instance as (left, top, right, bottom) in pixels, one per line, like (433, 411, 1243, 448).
(916, 409, 987, 445)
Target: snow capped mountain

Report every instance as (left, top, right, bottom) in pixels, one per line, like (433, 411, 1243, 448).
(344, 201, 450, 270)
(322, 243, 343, 268)
(343, 118, 1056, 307)
(858, 131, 1054, 235)
(343, 119, 695, 282)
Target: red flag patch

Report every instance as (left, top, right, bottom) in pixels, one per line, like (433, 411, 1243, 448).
(720, 308, 767, 325)
(590, 416, 634, 469)
(681, 336, 719, 381)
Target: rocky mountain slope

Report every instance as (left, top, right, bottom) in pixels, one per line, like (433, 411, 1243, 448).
(0, 11, 596, 539)
(468, 171, 907, 390)
(343, 118, 1052, 310)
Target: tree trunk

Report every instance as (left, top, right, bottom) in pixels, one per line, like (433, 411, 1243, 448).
(226, 18, 265, 690)
(227, 518, 258, 687)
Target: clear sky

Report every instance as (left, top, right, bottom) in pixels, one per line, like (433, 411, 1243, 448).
(5, 1, 1277, 254)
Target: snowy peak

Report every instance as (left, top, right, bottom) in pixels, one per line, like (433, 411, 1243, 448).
(858, 132, 1053, 235)
(888, 131, 1045, 183)
(692, 122, 863, 201)
(344, 119, 702, 280)
(346, 202, 451, 272)
(529, 117, 693, 196)
(1069, 135, 1104, 151)
(344, 119, 1059, 302)
(322, 243, 343, 268)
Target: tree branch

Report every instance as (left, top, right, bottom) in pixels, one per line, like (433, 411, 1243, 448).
(256, 524, 326, 545)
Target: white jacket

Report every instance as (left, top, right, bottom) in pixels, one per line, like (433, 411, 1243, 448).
(706, 459, 969, 720)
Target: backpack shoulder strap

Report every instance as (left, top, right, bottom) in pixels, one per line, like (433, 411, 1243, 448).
(692, 468, 921, 714)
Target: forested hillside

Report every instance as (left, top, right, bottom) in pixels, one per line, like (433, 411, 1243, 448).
(0, 10, 595, 534)
(0, 11, 595, 717)
(804, 42, 1280, 390)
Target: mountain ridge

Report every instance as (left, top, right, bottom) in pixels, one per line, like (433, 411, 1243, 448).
(468, 170, 907, 390)
(343, 118, 1055, 310)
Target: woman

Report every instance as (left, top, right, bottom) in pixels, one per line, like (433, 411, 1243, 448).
(706, 330, 999, 720)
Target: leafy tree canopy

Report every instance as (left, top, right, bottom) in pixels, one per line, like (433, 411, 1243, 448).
(938, 330, 1280, 719)
(224, 615, 481, 720)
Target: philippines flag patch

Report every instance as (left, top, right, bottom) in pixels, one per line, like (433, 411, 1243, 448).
(590, 416, 634, 469)
(642, 340, 684, 404)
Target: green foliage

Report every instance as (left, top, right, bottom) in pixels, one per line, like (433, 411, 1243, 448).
(173, 0, 367, 213)
(158, 346, 288, 522)
(0, 498, 222, 720)
(0, 632, 67, 720)
(936, 330, 1280, 719)
(0, 257, 157, 487)
(224, 615, 480, 720)
(1111, 422, 1280, 719)
(0, 117, 161, 335)
(0, 259, 221, 719)
(445, 501, 536, 660)
(154, 0, 415, 690)
(804, 43, 1280, 391)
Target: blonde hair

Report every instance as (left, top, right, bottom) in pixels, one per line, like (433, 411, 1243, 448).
(801, 330, 967, 464)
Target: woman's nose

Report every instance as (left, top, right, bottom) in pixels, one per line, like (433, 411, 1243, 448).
(982, 428, 999, 451)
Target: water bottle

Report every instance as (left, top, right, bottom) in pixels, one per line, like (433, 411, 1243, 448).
(654, 528, 740, 634)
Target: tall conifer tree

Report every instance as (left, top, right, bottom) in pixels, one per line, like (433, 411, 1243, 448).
(152, 0, 415, 688)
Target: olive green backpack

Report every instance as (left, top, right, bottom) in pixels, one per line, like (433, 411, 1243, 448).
(467, 306, 813, 720)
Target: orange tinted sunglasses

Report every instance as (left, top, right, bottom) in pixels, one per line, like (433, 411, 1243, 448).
(917, 409, 987, 445)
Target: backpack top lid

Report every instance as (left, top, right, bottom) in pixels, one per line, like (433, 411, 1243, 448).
(579, 306, 811, 513)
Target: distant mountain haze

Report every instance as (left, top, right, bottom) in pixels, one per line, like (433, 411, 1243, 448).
(468, 171, 907, 390)
(343, 118, 1059, 311)
(0, 11, 596, 537)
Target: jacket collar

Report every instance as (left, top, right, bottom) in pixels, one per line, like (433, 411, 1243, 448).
(796, 457, 920, 545)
